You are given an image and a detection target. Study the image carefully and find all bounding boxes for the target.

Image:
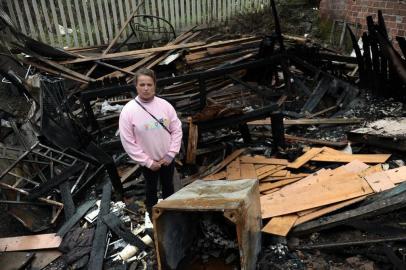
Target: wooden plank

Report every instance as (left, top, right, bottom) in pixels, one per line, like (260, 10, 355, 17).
(240, 163, 257, 179)
(186, 118, 199, 164)
(196, 0, 201, 25)
(111, 0, 119, 37)
(61, 41, 205, 64)
(311, 153, 391, 164)
(240, 155, 288, 165)
(222, 0, 227, 21)
(226, 158, 241, 180)
(255, 165, 277, 176)
(191, 0, 196, 24)
(261, 173, 374, 218)
(82, 0, 95, 46)
(66, 0, 79, 47)
(203, 148, 246, 178)
(5, 0, 17, 27)
(262, 188, 280, 195)
(14, 0, 27, 35)
(212, 0, 217, 23)
(97, 0, 108, 44)
(369, 166, 406, 184)
(185, 0, 190, 27)
(104, 0, 114, 41)
(174, 0, 180, 30)
(270, 170, 288, 178)
(201, 0, 207, 25)
(248, 118, 364, 126)
(31, 0, 46, 42)
(203, 171, 227, 180)
(74, 0, 87, 47)
(163, 0, 169, 20)
(120, 165, 140, 183)
(294, 196, 368, 226)
(364, 172, 395, 193)
(35, 55, 95, 82)
(118, 0, 127, 38)
(261, 174, 309, 183)
(262, 214, 298, 236)
(22, 59, 88, 84)
(48, 0, 62, 45)
(259, 177, 303, 193)
(0, 234, 62, 251)
(90, 0, 101, 45)
(258, 165, 286, 180)
(57, 0, 71, 46)
(288, 148, 323, 169)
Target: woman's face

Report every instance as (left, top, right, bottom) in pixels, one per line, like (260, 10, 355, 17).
(136, 75, 156, 101)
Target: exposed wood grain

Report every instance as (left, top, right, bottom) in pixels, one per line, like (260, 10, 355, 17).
(203, 171, 227, 180)
(288, 148, 323, 169)
(294, 196, 367, 226)
(261, 173, 373, 218)
(262, 214, 298, 236)
(74, 0, 86, 46)
(240, 163, 257, 179)
(82, 0, 95, 45)
(31, 0, 46, 42)
(240, 155, 288, 165)
(90, 0, 101, 44)
(186, 118, 198, 164)
(0, 234, 62, 251)
(259, 177, 303, 193)
(57, 0, 71, 46)
(226, 158, 241, 180)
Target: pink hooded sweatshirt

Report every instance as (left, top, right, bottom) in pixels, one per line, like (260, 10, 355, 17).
(119, 96, 183, 168)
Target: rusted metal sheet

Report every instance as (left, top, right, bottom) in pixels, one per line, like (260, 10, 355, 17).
(153, 179, 261, 270)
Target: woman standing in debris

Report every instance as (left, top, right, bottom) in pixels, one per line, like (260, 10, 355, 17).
(119, 68, 183, 217)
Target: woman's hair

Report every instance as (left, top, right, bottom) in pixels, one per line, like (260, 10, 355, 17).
(133, 68, 156, 84)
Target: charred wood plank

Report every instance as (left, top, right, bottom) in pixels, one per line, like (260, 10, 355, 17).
(57, 199, 97, 237)
(88, 181, 112, 270)
(59, 181, 75, 220)
(27, 164, 84, 200)
(102, 212, 147, 250)
(300, 76, 331, 114)
(347, 25, 365, 86)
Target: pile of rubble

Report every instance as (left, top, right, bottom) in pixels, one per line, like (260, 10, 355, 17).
(1, 1, 406, 269)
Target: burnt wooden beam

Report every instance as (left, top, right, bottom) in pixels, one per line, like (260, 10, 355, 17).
(347, 25, 365, 86)
(270, 113, 285, 150)
(88, 181, 112, 270)
(57, 199, 97, 237)
(102, 213, 148, 250)
(300, 76, 331, 114)
(196, 104, 278, 131)
(27, 164, 84, 200)
(59, 181, 75, 220)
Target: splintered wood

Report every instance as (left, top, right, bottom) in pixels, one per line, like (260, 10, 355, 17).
(202, 146, 400, 237)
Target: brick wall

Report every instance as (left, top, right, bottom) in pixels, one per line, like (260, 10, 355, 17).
(320, 0, 406, 39)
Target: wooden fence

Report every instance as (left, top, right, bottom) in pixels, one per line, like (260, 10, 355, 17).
(1, 0, 269, 48)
